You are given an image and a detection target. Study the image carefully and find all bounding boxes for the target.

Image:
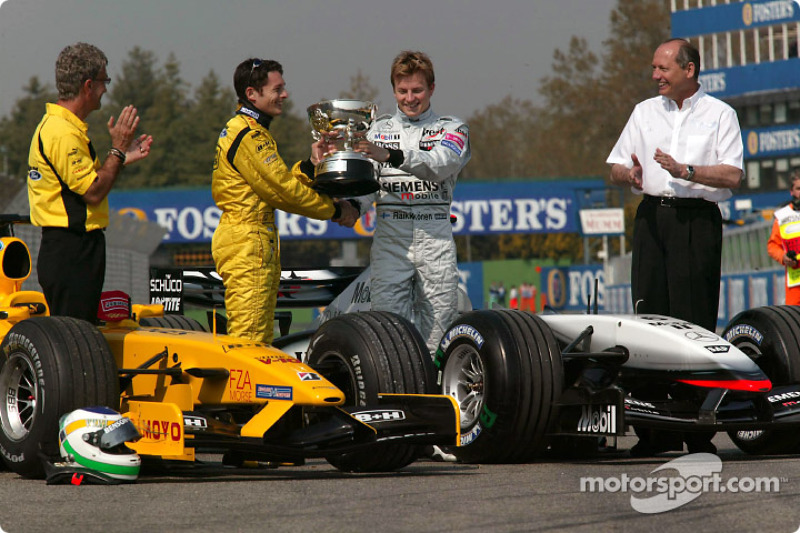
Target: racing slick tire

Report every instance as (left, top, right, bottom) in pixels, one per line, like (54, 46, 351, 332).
(436, 310, 563, 463)
(723, 305, 800, 455)
(0, 317, 119, 478)
(139, 314, 206, 332)
(306, 311, 433, 472)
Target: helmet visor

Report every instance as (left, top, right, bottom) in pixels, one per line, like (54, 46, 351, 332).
(98, 418, 141, 450)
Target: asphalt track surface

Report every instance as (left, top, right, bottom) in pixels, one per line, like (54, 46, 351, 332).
(1, 434, 799, 533)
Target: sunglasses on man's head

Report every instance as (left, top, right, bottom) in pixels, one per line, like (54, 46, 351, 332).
(247, 59, 263, 88)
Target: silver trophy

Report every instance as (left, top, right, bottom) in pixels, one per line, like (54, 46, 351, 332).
(307, 99, 379, 196)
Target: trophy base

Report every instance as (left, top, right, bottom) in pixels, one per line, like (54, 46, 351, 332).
(313, 151, 379, 196)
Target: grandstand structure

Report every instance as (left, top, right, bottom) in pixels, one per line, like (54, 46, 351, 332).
(671, 0, 800, 192)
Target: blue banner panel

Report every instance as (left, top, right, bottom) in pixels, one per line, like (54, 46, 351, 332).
(450, 180, 604, 237)
(699, 59, 800, 99)
(108, 179, 606, 244)
(539, 264, 605, 312)
(742, 123, 800, 158)
(458, 262, 485, 310)
(672, 0, 800, 36)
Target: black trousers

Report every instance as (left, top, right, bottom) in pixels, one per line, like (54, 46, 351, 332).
(37, 227, 106, 324)
(631, 196, 721, 450)
(631, 196, 723, 332)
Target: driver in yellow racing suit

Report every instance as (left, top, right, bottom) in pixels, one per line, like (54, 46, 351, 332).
(212, 58, 358, 344)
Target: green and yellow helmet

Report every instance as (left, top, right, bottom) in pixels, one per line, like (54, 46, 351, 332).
(58, 407, 141, 482)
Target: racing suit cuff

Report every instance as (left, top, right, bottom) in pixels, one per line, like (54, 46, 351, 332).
(387, 149, 404, 168)
(299, 159, 316, 179)
(332, 202, 342, 220)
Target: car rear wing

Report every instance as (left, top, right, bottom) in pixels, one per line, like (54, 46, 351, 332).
(149, 266, 365, 315)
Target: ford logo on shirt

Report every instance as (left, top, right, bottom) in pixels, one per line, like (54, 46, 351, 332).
(28, 169, 42, 181)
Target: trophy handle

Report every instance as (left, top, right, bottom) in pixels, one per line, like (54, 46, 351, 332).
(309, 108, 329, 142)
(343, 118, 357, 150)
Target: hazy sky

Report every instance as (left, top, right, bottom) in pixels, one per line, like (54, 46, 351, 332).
(0, 0, 618, 120)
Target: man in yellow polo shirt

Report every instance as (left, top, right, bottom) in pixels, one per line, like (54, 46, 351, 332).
(28, 42, 153, 322)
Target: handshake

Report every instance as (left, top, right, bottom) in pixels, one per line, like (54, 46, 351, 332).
(332, 198, 360, 228)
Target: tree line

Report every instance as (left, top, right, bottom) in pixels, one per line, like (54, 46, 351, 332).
(0, 0, 670, 262)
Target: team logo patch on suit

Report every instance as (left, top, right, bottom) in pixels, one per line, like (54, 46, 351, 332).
(441, 139, 463, 155)
(444, 133, 466, 150)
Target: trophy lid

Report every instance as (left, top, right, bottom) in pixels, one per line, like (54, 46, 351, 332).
(307, 99, 376, 114)
(307, 100, 377, 135)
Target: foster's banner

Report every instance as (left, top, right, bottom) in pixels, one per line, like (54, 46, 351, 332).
(109, 180, 606, 243)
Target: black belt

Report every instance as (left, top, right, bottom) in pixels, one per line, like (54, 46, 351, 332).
(643, 194, 715, 209)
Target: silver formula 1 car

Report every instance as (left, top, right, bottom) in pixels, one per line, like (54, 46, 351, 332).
(436, 306, 800, 461)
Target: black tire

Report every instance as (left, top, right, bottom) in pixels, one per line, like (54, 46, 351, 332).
(436, 310, 563, 463)
(306, 311, 433, 472)
(723, 305, 800, 455)
(0, 317, 119, 478)
(140, 314, 206, 332)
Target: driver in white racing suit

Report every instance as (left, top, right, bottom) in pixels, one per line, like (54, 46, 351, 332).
(353, 50, 470, 356)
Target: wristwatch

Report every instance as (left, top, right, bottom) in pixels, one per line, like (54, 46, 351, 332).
(686, 165, 695, 182)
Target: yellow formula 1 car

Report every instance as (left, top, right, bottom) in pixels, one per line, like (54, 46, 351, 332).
(0, 215, 460, 480)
